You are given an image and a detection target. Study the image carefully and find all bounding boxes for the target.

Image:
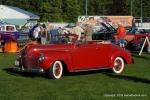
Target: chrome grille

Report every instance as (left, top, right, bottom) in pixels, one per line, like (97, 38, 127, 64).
(22, 56, 39, 69)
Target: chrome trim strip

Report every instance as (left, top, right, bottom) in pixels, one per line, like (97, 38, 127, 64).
(13, 67, 44, 73)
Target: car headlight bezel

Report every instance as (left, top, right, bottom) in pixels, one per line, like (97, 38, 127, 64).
(38, 53, 45, 62)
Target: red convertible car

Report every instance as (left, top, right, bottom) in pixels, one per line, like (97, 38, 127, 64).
(14, 34, 133, 79)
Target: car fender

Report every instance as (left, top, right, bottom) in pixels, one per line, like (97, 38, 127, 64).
(109, 50, 132, 68)
(39, 52, 73, 71)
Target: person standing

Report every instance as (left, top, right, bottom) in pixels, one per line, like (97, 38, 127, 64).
(29, 24, 38, 40)
(41, 24, 48, 44)
(33, 24, 41, 42)
(84, 24, 93, 41)
(117, 23, 126, 48)
(72, 22, 84, 40)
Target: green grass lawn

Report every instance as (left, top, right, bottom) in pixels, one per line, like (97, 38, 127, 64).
(0, 52, 150, 100)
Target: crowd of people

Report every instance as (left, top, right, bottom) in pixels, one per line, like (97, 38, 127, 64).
(28, 23, 48, 44)
(28, 22, 126, 48)
(28, 22, 96, 44)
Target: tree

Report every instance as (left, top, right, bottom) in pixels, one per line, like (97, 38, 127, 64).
(62, 0, 81, 22)
(106, 0, 130, 15)
(88, 0, 113, 16)
(0, 0, 149, 22)
(141, 0, 150, 17)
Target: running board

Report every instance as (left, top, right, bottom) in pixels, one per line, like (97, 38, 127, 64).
(74, 67, 111, 72)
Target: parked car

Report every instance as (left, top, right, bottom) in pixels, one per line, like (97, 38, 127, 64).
(92, 22, 150, 52)
(113, 27, 150, 52)
(92, 22, 116, 41)
(0, 24, 20, 41)
(14, 34, 133, 79)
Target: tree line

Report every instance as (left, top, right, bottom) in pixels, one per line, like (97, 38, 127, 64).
(0, 0, 150, 22)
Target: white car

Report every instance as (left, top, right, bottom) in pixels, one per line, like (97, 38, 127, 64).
(0, 24, 18, 33)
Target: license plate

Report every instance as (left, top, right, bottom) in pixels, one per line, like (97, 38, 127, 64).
(15, 60, 19, 66)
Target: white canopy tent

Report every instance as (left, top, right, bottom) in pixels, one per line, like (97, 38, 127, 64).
(0, 5, 39, 27)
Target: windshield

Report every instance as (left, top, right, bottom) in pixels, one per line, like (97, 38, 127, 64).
(101, 22, 116, 31)
(50, 34, 77, 45)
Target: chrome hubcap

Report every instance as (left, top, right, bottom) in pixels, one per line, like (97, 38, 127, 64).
(114, 60, 122, 71)
(54, 63, 61, 76)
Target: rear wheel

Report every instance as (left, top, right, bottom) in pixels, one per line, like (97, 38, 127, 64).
(49, 61, 63, 79)
(112, 57, 124, 74)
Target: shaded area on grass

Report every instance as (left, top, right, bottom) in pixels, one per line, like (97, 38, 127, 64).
(3, 67, 111, 79)
(3, 67, 150, 85)
(132, 54, 150, 60)
(64, 69, 111, 76)
(3, 68, 49, 79)
(103, 73, 150, 85)
(131, 51, 150, 60)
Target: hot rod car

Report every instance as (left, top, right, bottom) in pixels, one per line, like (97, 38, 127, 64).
(14, 34, 133, 79)
(92, 22, 150, 52)
(113, 27, 150, 52)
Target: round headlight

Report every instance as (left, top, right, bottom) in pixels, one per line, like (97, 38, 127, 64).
(39, 53, 44, 62)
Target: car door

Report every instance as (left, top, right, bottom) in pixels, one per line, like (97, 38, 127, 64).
(72, 43, 108, 70)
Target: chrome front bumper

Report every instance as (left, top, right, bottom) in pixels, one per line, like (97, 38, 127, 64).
(14, 60, 44, 73)
(13, 67, 44, 73)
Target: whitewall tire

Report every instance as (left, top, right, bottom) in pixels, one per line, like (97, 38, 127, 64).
(112, 57, 124, 74)
(49, 61, 63, 79)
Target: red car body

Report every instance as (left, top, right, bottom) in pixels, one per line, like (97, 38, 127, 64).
(14, 34, 133, 79)
(113, 34, 150, 44)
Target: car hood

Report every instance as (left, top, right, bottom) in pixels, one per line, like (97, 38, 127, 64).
(25, 44, 73, 55)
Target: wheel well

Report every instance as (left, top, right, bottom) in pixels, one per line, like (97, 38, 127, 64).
(60, 60, 69, 73)
(120, 56, 127, 64)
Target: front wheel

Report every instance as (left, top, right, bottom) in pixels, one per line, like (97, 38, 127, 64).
(112, 57, 124, 74)
(48, 61, 63, 79)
